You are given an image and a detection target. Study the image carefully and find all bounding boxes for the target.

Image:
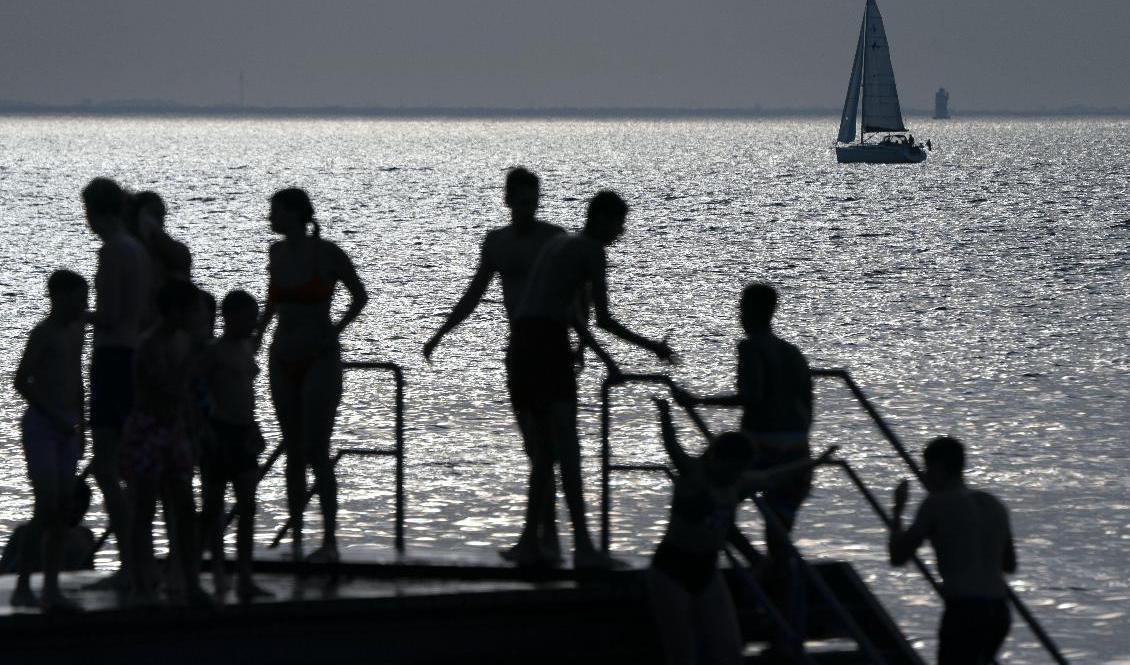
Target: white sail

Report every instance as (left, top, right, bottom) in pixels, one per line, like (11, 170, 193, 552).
(860, 0, 906, 133)
(837, 16, 866, 144)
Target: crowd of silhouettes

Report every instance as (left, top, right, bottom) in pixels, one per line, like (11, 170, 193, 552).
(8, 170, 1018, 665)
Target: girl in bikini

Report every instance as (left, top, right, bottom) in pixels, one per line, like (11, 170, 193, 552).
(647, 398, 835, 665)
(259, 188, 368, 563)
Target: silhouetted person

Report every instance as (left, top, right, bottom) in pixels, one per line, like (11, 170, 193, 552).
(674, 282, 813, 655)
(648, 398, 836, 665)
(200, 290, 270, 600)
(259, 188, 368, 564)
(0, 480, 95, 576)
(10, 270, 88, 612)
(423, 167, 572, 564)
(119, 280, 210, 606)
(511, 190, 672, 568)
(84, 177, 149, 581)
(675, 283, 814, 557)
(889, 436, 1016, 665)
(129, 191, 192, 282)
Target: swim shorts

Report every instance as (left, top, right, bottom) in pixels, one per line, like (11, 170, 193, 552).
(505, 319, 577, 412)
(21, 407, 82, 483)
(89, 346, 135, 429)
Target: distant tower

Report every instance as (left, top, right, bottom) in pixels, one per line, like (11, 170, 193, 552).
(239, 70, 246, 108)
(934, 87, 950, 119)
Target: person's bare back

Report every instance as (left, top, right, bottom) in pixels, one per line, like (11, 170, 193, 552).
(482, 221, 564, 320)
(913, 487, 1013, 599)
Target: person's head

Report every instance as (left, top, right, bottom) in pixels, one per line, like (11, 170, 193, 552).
(129, 190, 167, 240)
(270, 187, 317, 238)
(702, 431, 756, 486)
(68, 479, 92, 527)
(47, 269, 89, 323)
(156, 279, 200, 329)
(504, 167, 540, 224)
(81, 177, 127, 237)
(923, 436, 965, 490)
(583, 190, 628, 245)
(221, 289, 259, 339)
(740, 282, 777, 334)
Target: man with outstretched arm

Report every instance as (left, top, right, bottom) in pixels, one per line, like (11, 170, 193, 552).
(423, 168, 572, 564)
(510, 190, 673, 568)
(889, 436, 1016, 665)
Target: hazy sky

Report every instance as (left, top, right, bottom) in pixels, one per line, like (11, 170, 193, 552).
(2, 0, 1128, 111)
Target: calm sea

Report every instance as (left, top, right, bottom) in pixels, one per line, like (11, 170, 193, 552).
(0, 115, 1127, 663)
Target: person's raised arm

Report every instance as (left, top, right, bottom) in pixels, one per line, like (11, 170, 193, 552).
(888, 480, 929, 566)
(423, 251, 493, 361)
(330, 243, 369, 338)
(654, 398, 693, 476)
(590, 268, 673, 362)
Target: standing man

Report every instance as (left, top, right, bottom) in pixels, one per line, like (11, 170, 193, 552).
(84, 177, 151, 576)
(424, 168, 569, 565)
(889, 436, 1016, 665)
(511, 190, 673, 568)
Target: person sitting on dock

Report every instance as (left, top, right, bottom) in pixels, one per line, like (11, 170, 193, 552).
(511, 190, 673, 568)
(199, 290, 270, 600)
(423, 167, 569, 565)
(119, 280, 211, 606)
(888, 436, 1016, 665)
(10, 269, 89, 612)
(0, 479, 95, 577)
(648, 398, 836, 665)
(259, 187, 369, 564)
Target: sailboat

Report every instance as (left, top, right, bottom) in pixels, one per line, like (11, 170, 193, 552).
(835, 0, 927, 164)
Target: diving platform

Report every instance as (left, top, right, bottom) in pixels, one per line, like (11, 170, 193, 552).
(1, 554, 923, 665)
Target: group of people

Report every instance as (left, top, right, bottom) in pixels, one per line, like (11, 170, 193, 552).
(11, 168, 1016, 665)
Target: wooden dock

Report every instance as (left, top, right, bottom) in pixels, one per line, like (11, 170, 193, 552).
(0, 554, 924, 664)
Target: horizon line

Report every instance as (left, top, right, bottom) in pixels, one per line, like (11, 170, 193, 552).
(2, 100, 1129, 119)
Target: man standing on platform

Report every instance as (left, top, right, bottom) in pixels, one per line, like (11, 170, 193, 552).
(424, 168, 570, 565)
(510, 190, 673, 568)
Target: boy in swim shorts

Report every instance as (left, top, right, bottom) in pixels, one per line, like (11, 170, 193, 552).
(12, 270, 88, 611)
(200, 290, 269, 600)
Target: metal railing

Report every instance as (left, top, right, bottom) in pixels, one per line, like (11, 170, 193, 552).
(87, 359, 407, 559)
(598, 368, 1068, 665)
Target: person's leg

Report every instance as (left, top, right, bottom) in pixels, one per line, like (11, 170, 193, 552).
(40, 448, 80, 610)
(199, 470, 228, 592)
(546, 400, 606, 562)
(127, 481, 159, 603)
(645, 566, 699, 665)
(505, 409, 559, 560)
(302, 352, 343, 559)
(13, 477, 53, 606)
(695, 571, 744, 665)
(977, 599, 1012, 663)
(162, 475, 209, 604)
(89, 348, 135, 573)
(270, 359, 305, 560)
(233, 470, 269, 598)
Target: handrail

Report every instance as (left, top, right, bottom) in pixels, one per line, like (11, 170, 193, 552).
(87, 360, 407, 561)
(599, 368, 1069, 665)
(601, 384, 885, 662)
(810, 368, 1068, 665)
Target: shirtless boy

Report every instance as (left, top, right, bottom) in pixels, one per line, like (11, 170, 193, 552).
(200, 290, 269, 600)
(11, 270, 88, 611)
(84, 177, 150, 574)
(889, 436, 1017, 665)
(511, 190, 672, 567)
(423, 168, 573, 563)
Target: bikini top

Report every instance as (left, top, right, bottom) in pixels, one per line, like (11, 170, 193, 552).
(268, 274, 334, 305)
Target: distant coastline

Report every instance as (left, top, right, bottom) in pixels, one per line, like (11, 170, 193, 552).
(1, 100, 1128, 119)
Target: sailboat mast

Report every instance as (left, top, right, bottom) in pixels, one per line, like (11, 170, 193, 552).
(859, 3, 867, 144)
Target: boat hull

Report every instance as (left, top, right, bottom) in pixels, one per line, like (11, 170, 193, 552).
(836, 143, 927, 164)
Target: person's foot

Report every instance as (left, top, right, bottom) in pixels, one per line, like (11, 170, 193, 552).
(289, 541, 303, 563)
(40, 591, 83, 614)
(10, 586, 38, 608)
(305, 545, 340, 564)
(236, 580, 273, 602)
(500, 539, 543, 567)
(573, 549, 629, 571)
(212, 570, 231, 595)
